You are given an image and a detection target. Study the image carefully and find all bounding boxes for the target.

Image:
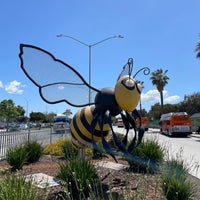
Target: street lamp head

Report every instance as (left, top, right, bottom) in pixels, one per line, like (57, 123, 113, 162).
(56, 34, 63, 37)
(116, 35, 124, 38)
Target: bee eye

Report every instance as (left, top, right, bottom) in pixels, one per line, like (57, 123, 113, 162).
(137, 83, 143, 92)
(124, 78, 135, 87)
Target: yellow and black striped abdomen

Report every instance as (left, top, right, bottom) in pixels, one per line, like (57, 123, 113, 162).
(70, 106, 110, 149)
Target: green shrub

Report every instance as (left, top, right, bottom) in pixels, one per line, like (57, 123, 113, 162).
(23, 141, 43, 163)
(161, 159, 196, 200)
(43, 138, 66, 156)
(163, 158, 188, 178)
(61, 139, 79, 160)
(127, 139, 164, 173)
(9, 127, 19, 132)
(6, 145, 27, 171)
(58, 158, 101, 199)
(0, 171, 47, 200)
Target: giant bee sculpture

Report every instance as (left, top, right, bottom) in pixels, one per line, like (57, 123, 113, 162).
(19, 44, 150, 162)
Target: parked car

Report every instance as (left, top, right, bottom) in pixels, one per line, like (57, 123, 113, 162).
(0, 123, 6, 129)
(19, 123, 29, 130)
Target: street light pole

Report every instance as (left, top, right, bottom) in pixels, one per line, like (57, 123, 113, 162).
(56, 34, 124, 103)
(56, 34, 124, 159)
(24, 97, 29, 120)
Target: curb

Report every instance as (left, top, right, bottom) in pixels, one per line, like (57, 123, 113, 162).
(190, 133, 200, 138)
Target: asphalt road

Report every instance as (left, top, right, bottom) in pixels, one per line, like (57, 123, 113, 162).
(113, 126, 200, 179)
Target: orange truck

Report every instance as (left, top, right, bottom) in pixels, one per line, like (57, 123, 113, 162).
(160, 112, 192, 136)
(136, 117, 149, 131)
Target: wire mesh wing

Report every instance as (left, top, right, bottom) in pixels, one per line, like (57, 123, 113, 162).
(117, 58, 133, 80)
(19, 44, 100, 107)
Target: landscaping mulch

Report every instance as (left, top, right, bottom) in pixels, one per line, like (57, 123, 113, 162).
(0, 155, 200, 200)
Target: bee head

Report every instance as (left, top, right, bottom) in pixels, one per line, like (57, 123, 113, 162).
(114, 75, 143, 112)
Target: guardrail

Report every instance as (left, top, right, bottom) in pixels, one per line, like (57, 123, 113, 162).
(0, 128, 70, 160)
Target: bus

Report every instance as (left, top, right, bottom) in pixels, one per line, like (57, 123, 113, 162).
(136, 117, 149, 131)
(160, 112, 192, 136)
(53, 115, 70, 134)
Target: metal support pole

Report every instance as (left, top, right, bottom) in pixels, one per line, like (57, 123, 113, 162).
(57, 34, 124, 160)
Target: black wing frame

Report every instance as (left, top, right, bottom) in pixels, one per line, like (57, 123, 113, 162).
(19, 44, 100, 107)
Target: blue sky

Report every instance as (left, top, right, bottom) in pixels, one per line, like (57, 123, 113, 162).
(0, 0, 200, 116)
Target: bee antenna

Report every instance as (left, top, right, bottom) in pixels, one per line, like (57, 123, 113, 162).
(127, 58, 133, 77)
(133, 67, 150, 78)
(117, 58, 134, 80)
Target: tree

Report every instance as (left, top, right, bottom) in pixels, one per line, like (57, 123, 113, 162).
(150, 69, 169, 115)
(16, 105, 25, 117)
(148, 92, 200, 118)
(0, 99, 25, 130)
(195, 34, 200, 59)
(63, 109, 73, 117)
(29, 112, 46, 122)
(0, 99, 25, 120)
(179, 92, 200, 115)
(44, 112, 56, 123)
(138, 108, 148, 117)
(148, 103, 161, 120)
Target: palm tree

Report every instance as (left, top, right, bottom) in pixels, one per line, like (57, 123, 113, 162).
(195, 34, 200, 58)
(150, 69, 169, 115)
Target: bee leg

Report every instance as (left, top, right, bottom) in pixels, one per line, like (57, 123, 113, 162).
(125, 112, 138, 153)
(132, 109, 142, 131)
(107, 115, 129, 156)
(137, 126, 145, 145)
(90, 113, 98, 141)
(120, 112, 130, 146)
(127, 133, 137, 153)
(131, 109, 145, 145)
(98, 113, 118, 163)
(90, 112, 101, 152)
(101, 134, 118, 163)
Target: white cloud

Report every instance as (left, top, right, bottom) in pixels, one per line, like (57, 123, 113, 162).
(5, 80, 24, 94)
(140, 89, 180, 110)
(141, 89, 162, 103)
(0, 81, 3, 88)
(164, 95, 180, 104)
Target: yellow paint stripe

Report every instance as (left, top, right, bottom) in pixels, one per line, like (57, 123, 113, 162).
(70, 122, 90, 147)
(76, 108, 101, 142)
(84, 106, 110, 131)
